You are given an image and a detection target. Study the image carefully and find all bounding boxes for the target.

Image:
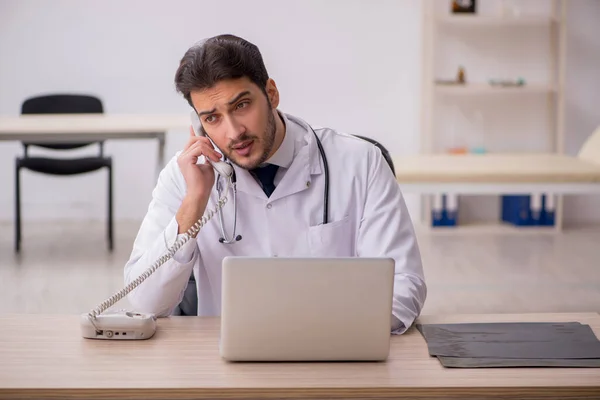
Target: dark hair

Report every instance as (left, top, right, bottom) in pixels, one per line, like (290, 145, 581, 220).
(174, 34, 270, 108)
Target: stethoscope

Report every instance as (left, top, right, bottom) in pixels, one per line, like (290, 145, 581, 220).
(217, 120, 329, 244)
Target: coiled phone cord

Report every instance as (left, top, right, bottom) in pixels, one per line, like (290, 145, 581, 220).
(86, 179, 231, 325)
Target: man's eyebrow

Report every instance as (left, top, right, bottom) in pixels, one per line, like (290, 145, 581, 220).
(227, 91, 251, 106)
(197, 108, 215, 117)
(197, 91, 252, 117)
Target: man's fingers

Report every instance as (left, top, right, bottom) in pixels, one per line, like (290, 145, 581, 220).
(183, 135, 211, 151)
(181, 140, 222, 163)
(196, 162, 215, 174)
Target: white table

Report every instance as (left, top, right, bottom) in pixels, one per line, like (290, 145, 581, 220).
(393, 153, 600, 195)
(393, 153, 600, 231)
(0, 113, 190, 176)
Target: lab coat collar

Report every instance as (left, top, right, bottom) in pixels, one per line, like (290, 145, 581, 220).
(231, 112, 323, 200)
(262, 112, 294, 169)
(284, 112, 323, 176)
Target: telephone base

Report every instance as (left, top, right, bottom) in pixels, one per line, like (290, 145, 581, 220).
(80, 311, 157, 340)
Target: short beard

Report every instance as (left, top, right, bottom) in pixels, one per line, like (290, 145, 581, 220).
(227, 104, 277, 170)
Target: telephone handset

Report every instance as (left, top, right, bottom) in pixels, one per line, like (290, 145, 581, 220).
(80, 112, 234, 340)
(190, 111, 233, 177)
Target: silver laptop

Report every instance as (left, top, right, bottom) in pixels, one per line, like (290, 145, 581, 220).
(219, 257, 395, 362)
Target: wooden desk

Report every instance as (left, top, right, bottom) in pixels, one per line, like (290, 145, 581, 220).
(1, 312, 599, 399)
(394, 153, 600, 195)
(0, 114, 190, 177)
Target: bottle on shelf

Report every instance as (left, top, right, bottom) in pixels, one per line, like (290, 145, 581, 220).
(447, 105, 468, 154)
(470, 110, 486, 154)
(457, 65, 466, 84)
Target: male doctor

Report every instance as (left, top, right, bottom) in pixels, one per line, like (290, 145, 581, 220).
(124, 34, 426, 334)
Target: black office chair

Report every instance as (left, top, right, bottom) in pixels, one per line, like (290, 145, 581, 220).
(352, 135, 396, 176)
(16, 94, 113, 252)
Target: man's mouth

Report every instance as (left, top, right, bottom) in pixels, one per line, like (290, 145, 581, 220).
(231, 140, 254, 156)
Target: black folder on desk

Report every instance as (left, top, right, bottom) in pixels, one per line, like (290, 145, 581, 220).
(416, 322, 600, 368)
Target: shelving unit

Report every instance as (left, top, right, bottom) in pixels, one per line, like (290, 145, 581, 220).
(435, 14, 557, 27)
(434, 82, 556, 95)
(419, 0, 567, 233)
(421, 221, 560, 235)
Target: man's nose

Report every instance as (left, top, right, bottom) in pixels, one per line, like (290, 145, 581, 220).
(224, 115, 246, 141)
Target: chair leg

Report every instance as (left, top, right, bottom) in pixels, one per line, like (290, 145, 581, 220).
(108, 163, 113, 251)
(15, 163, 21, 253)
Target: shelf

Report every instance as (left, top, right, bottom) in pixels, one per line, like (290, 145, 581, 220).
(435, 14, 558, 27)
(434, 83, 555, 95)
(419, 222, 558, 235)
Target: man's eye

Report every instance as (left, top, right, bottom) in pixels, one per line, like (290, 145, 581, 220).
(236, 101, 249, 109)
(205, 115, 216, 123)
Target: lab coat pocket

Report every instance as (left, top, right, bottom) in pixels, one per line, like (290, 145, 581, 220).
(307, 216, 354, 257)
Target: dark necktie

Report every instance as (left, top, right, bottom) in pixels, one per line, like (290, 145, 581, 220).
(251, 164, 279, 197)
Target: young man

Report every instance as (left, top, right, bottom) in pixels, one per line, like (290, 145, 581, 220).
(124, 34, 426, 334)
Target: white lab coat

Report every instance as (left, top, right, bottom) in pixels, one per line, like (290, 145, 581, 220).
(124, 112, 426, 334)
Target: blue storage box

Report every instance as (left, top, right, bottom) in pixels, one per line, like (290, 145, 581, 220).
(432, 195, 458, 227)
(501, 195, 555, 226)
(501, 195, 534, 226)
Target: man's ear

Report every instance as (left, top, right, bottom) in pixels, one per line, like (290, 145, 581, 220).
(265, 78, 280, 108)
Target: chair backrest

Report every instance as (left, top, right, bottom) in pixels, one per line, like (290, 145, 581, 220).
(352, 135, 396, 176)
(20, 94, 104, 152)
(578, 125, 600, 166)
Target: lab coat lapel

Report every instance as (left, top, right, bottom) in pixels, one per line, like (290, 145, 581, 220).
(268, 148, 311, 202)
(269, 123, 323, 202)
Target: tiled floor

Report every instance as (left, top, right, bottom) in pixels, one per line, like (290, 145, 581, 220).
(1, 221, 599, 317)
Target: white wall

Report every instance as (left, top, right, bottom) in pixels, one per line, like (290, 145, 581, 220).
(0, 0, 423, 223)
(0, 0, 598, 227)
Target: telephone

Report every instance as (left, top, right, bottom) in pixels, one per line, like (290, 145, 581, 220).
(80, 112, 233, 340)
(189, 111, 233, 176)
